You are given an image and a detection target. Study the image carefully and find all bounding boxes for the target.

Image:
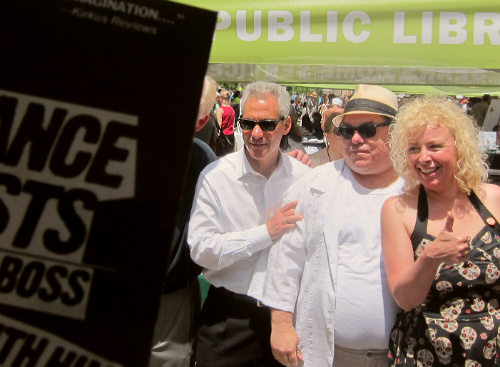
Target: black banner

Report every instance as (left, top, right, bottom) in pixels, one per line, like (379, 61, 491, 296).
(0, 0, 216, 365)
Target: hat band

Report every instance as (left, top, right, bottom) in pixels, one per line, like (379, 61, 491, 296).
(344, 98, 397, 117)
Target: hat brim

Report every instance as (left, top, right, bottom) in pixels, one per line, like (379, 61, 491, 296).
(332, 111, 396, 127)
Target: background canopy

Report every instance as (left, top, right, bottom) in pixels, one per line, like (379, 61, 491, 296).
(174, 0, 500, 95)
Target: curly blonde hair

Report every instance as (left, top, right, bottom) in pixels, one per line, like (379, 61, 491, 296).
(389, 95, 489, 194)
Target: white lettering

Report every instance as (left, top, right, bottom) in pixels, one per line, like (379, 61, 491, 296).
(211, 9, 498, 47)
(327, 11, 338, 42)
(269, 11, 294, 41)
(343, 11, 371, 43)
(75, 0, 158, 19)
(224, 64, 239, 78)
(207, 63, 223, 78)
(264, 65, 280, 81)
(393, 12, 417, 44)
(421, 12, 433, 44)
(474, 12, 500, 45)
(439, 12, 467, 44)
(236, 10, 262, 41)
(215, 10, 231, 41)
(300, 11, 321, 42)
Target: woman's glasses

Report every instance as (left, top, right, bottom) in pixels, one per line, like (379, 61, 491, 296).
(239, 117, 284, 132)
(337, 121, 392, 140)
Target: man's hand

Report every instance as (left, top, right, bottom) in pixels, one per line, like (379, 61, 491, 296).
(286, 150, 312, 167)
(267, 200, 303, 241)
(271, 309, 303, 366)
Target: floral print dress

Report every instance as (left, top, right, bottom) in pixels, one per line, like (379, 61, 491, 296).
(388, 186, 500, 367)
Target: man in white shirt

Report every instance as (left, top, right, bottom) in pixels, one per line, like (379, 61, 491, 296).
(260, 85, 404, 367)
(188, 81, 311, 367)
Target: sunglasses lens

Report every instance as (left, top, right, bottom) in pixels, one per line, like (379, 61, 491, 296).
(358, 125, 377, 138)
(259, 120, 278, 131)
(240, 119, 280, 131)
(338, 127, 354, 139)
(338, 125, 378, 139)
(240, 119, 256, 130)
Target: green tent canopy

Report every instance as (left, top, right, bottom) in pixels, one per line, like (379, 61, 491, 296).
(174, 0, 500, 94)
(283, 83, 500, 97)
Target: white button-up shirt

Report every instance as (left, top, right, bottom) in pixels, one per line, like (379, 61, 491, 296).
(188, 148, 311, 297)
(261, 160, 404, 367)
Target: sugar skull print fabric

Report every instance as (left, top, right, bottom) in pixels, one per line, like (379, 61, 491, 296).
(388, 189, 500, 367)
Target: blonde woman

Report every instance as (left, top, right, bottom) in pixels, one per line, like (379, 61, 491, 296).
(381, 95, 500, 366)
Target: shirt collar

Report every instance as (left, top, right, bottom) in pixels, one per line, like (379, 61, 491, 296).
(309, 159, 346, 194)
(236, 147, 289, 179)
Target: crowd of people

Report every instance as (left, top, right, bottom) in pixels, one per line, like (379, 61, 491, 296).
(198, 87, 498, 165)
(152, 78, 500, 367)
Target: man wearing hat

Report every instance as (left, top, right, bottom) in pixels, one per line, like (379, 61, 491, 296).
(256, 85, 405, 367)
(321, 96, 345, 132)
(306, 91, 318, 116)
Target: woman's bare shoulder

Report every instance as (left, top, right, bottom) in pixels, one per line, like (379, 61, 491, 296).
(483, 183, 500, 217)
(384, 189, 419, 214)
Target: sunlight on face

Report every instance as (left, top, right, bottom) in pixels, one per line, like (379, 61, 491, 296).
(242, 95, 290, 169)
(407, 123, 458, 193)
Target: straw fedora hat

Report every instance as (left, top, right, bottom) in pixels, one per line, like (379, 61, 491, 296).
(333, 84, 398, 127)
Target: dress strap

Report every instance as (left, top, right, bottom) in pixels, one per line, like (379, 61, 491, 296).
(410, 185, 428, 249)
(468, 190, 500, 230)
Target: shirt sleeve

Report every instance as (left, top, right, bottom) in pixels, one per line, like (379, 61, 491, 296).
(187, 173, 273, 271)
(260, 182, 308, 312)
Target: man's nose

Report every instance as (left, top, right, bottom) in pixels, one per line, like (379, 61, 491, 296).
(350, 130, 364, 144)
(252, 124, 264, 139)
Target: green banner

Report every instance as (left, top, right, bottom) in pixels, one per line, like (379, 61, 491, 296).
(207, 64, 500, 87)
(174, 0, 499, 69)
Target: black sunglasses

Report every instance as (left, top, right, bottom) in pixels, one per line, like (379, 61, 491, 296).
(337, 121, 393, 140)
(239, 117, 284, 132)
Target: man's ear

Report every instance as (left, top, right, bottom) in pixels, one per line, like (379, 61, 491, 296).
(283, 116, 292, 135)
(194, 115, 210, 132)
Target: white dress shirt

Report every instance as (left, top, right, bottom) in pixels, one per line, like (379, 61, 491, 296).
(188, 148, 311, 297)
(260, 160, 404, 367)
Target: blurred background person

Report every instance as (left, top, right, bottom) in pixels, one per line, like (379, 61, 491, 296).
(300, 100, 308, 119)
(309, 112, 342, 167)
(216, 89, 236, 155)
(150, 75, 219, 367)
(311, 111, 324, 139)
(282, 105, 306, 154)
(321, 97, 345, 132)
(469, 93, 492, 128)
(194, 110, 217, 154)
(293, 95, 302, 118)
(307, 91, 318, 116)
(231, 90, 241, 119)
(300, 114, 314, 138)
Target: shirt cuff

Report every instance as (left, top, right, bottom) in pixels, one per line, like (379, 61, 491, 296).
(260, 296, 296, 313)
(246, 223, 273, 250)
